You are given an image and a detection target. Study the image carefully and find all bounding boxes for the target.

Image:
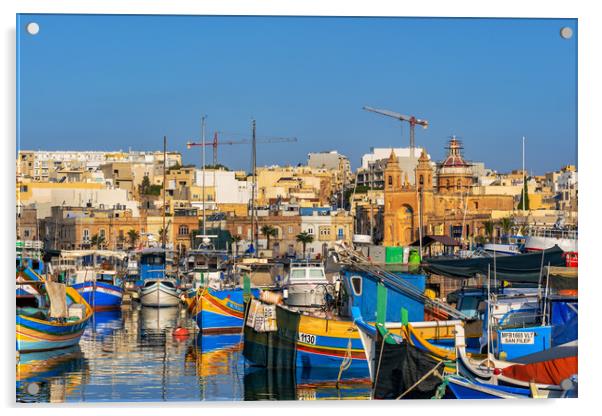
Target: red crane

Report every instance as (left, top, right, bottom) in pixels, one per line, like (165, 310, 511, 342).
(187, 132, 297, 167)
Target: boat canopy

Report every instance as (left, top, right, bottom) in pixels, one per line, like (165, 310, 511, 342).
(424, 245, 565, 283)
(59, 250, 128, 260)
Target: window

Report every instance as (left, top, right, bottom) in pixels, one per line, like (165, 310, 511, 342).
(24, 229, 30, 238)
(83, 229, 90, 241)
(237, 226, 243, 235)
(319, 227, 330, 236)
(288, 226, 293, 234)
(309, 268, 325, 279)
(350, 276, 362, 296)
(291, 269, 306, 279)
(419, 175, 424, 186)
(388, 176, 392, 185)
(179, 225, 189, 235)
(337, 228, 344, 239)
(307, 228, 314, 235)
(99, 229, 106, 238)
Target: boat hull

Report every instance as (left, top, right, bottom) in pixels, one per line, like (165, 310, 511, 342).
(140, 282, 180, 307)
(447, 377, 530, 399)
(72, 281, 123, 310)
(524, 236, 577, 253)
(243, 303, 369, 373)
(16, 315, 90, 352)
(194, 288, 259, 333)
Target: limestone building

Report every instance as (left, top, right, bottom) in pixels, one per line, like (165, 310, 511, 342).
(383, 138, 514, 247)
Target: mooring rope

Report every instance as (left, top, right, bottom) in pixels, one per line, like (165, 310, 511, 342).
(396, 360, 444, 400)
(336, 334, 354, 389)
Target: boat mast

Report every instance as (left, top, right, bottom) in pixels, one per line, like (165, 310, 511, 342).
(251, 119, 257, 257)
(162, 135, 167, 249)
(522, 136, 526, 214)
(201, 116, 207, 243)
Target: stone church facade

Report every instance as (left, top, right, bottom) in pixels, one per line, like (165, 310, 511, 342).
(383, 138, 514, 247)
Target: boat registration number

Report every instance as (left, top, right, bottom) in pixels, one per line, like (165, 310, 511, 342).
(297, 332, 316, 345)
(500, 331, 535, 344)
(297, 389, 316, 400)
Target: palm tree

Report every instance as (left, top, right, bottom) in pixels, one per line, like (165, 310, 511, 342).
(158, 227, 168, 245)
(127, 229, 140, 249)
(499, 217, 514, 242)
(482, 220, 496, 243)
(231, 234, 242, 258)
(90, 233, 106, 249)
(260, 225, 277, 250)
(296, 232, 314, 259)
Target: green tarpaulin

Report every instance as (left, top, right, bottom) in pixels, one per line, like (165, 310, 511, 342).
(424, 246, 566, 284)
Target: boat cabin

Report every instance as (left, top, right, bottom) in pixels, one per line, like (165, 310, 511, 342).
(139, 248, 167, 281)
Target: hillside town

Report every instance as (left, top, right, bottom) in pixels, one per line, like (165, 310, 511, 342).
(16, 136, 577, 260)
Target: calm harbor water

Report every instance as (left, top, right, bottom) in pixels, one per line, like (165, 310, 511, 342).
(16, 305, 372, 402)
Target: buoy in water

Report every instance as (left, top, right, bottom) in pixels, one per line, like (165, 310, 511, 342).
(173, 327, 189, 339)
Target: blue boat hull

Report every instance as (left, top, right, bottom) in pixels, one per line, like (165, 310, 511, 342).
(194, 288, 260, 333)
(72, 282, 123, 310)
(447, 377, 531, 399)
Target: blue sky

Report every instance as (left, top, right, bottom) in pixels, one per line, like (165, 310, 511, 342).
(17, 15, 577, 174)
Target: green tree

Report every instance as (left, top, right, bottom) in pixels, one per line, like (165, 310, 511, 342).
(260, 225, 278, 250)
(295, 232, 314, 259)
(518, 180, 530, 210)
(231, 234, 242, 258)
(204, 163, 230, 171)
(139, 175, 151, 195)
(127, 229, 140, 249)
(90, 233, 106, 249)
(482, 220, 496, 243)
(499, 217, 515, 242)
(158, 227, 168, 245)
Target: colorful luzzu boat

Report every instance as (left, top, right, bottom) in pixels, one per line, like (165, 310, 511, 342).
(71, 272, 124, 310)
(16, 258, 93, 353)
(193, 287, 260, 334)
(243, 260, 442, 376)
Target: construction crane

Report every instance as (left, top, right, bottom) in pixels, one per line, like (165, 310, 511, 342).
(186, 123, 297, 254)
(187, 133, 298, 167)
(363, 106, 429, 156)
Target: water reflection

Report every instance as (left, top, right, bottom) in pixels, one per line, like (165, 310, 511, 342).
(16, 304, 373, 402)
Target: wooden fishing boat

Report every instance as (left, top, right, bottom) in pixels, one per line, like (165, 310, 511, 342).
(243, 246, 471, 377)
(57, 250, 127, 311)
(193, 287, 260, 334)
(71, 271, 124, 311)
(16, 258, 93, 353)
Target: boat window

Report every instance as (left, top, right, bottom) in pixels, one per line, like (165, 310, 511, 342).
(308, 268, 325, 279)
(162, 281, 175, 288)
(291, 269, 307, 279)
(350, 276, 362, 296)
(143, 281, 155, 288)
(458, 295, 480, 319)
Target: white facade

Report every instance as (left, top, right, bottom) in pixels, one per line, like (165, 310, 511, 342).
(556, 170, 578, 192)
(194, 170, 252, 204)
(24, 187, 139, 219)
(360, 147, 425, 170)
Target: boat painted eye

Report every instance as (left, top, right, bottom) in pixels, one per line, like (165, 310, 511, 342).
(350, 276, 362, 296)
